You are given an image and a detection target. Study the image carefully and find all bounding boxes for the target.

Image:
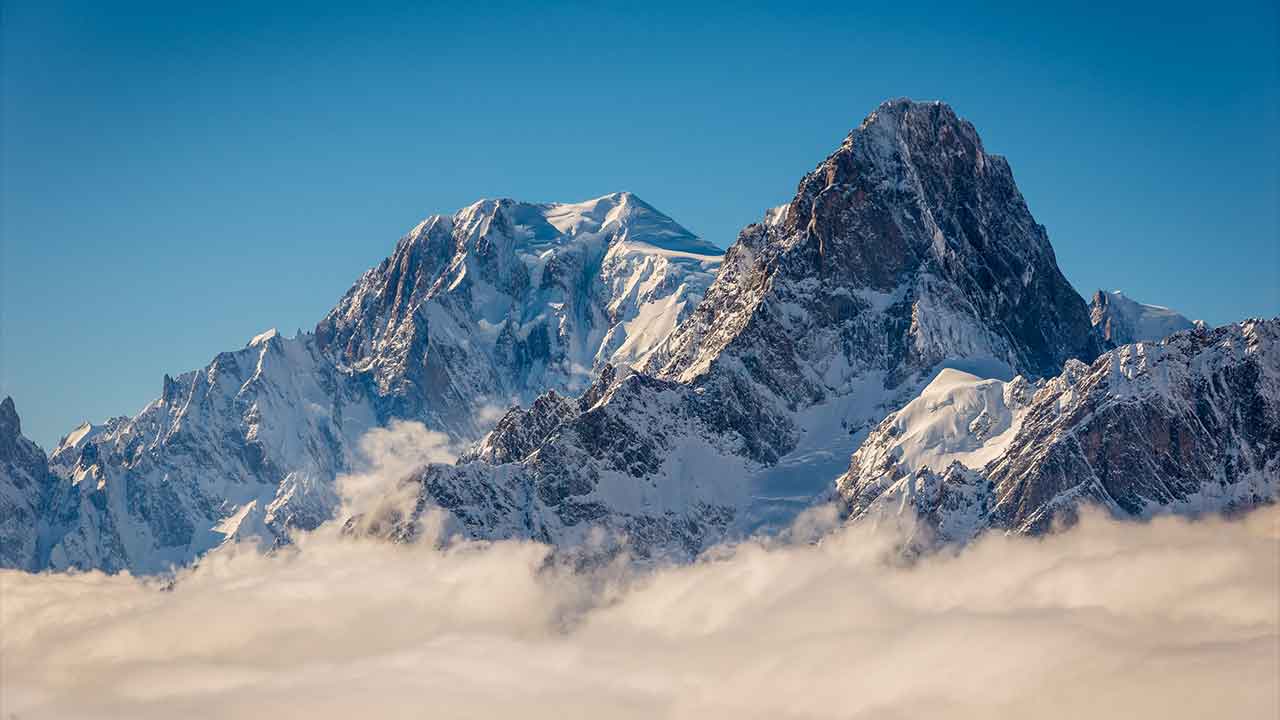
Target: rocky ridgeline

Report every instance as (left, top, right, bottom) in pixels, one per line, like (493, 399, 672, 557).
(839, 319, 1278, 545)
(4, 99, 1273, 573)
(6, 193, 721, 572)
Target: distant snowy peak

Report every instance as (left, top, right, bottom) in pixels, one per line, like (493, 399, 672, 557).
(1090, 289, 1199, 346)
(315, 191, 721, 427)
(541, 192, 721, 255)
(446, 192, 720, 256)
(19, 191, 721, 573)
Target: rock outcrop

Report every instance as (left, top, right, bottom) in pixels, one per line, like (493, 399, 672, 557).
(839, 319, 1279, 544)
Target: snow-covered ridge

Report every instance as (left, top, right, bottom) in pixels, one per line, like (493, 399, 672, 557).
(315, 191, 721, 415)
(848, 368, 1035, 479)
(10, 192, 722, 573)
(840, 318, 1280, 544)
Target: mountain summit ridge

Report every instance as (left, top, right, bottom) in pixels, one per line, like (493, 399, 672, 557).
(14, 192, 722, 572)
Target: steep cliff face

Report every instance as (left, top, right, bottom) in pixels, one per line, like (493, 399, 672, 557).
(0, 398, 56, 571)
(839, 319, 1279, 544)
(373, 99, 1106, 558)
(987, 319, 1277, 529)
(651, 99, 1100, 395)
(24, 193, 721, 573)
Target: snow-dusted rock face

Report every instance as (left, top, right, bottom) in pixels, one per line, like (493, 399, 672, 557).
(41, 333, 372, 572)
(1090, 289, 1198, 346)
(375, 365, 746, 559)
(19, 193, 720, 573)
(649, 99, 1099, 394)
(839, 319, 1279, 543)
(315, 192, 721, 435)
(0, 398, 56, 571)
(369, 99, 1106, 558)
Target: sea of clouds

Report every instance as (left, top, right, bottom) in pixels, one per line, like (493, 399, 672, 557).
(2, 422, 1277, 719)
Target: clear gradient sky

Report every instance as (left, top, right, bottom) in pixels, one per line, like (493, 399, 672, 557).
(3, 0, 1278, 448)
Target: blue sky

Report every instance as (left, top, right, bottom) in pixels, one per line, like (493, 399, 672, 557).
(3, 0, 1277, 448)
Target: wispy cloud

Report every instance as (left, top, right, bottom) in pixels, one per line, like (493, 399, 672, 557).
(331, 420, 459, 540)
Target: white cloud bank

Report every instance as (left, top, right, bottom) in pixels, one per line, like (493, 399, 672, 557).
(2, 465, 1276, 719)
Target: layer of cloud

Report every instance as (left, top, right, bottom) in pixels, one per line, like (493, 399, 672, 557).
(6, 410, 1279, 720)
(4, 497, 1276, 720)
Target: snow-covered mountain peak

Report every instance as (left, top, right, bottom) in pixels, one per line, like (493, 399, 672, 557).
(16, 192, 722, 573)
(315, 194, 722, 413)
(442, 192, 716, 257)
(541, 192, 715, 252)
(248, 328, 281, 348)
(1089, 289, 1198, 346)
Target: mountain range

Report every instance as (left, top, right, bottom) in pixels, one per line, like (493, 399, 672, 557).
(2, 193, 721, 571)
(3, 99, 1274, 573)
